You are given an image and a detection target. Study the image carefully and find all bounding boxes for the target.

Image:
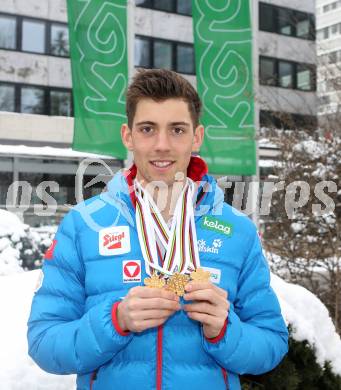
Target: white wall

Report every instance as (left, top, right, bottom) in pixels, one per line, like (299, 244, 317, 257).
(0, 0, 67, 22)
(258, 32, 316, 65)
(0, 112, 73, 144)
(0, 50, 71, 88)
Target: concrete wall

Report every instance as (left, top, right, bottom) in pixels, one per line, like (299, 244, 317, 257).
(0, 50, 71, 88)
(0, 112, 73, 145)
(0, 0, 67, 22)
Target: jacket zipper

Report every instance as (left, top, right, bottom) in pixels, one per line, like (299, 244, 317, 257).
(156, 325, 163, 390)
(221, 368, 229, 389)
(90, 370, 97, 390)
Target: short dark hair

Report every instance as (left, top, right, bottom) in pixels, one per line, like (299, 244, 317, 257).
(126, 68, 202, 129)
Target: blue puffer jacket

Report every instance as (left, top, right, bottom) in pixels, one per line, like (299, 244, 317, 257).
(27, 158, 288, 390)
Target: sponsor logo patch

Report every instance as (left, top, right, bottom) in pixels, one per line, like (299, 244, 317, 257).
(123, 260, 141, 283)
(198, 238, 223, 254)
(99, 226, 131, 256)
(44, 239, 57, 260)
(201, 216, 233, 237)
(201, 267, 221, 284)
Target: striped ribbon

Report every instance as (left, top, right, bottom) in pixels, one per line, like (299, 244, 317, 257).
(135, 179, 200, 277)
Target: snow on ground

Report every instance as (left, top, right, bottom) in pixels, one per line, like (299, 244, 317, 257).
(0, 209, 27, 237)
(0, 144, 113, 160)
(271, 274, 341, 376)
(0, 210, 27, 276)
(0, 270, 76, 389)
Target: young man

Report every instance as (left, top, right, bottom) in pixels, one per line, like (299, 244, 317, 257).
(28, 69, 288, 390)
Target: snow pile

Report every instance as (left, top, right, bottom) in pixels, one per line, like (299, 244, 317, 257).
(0, 210, 28, 276)
(0, 209, 27, 236)
(293, 139, 326, 160)
(0, 270, 76, 389)
(271, 274, 341, 376)
(0, 209, 57, 275)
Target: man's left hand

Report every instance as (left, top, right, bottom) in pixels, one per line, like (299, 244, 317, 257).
(183, 281, 229, 339)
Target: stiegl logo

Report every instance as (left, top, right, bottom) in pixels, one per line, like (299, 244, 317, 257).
(103, 232, 125, 250)
(99, 226, 130, 256)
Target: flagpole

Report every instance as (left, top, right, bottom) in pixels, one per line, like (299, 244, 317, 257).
(251, 0, 260, 227)
(124, 0, 135, 169)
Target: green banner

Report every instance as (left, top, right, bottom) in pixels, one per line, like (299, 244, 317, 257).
(67, 0, 128, 159)
(192, 1, 256, 175)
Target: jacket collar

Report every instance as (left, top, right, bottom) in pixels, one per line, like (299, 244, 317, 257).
(123, 156, 209, 208)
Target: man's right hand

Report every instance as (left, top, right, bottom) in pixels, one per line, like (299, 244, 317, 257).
(116, 286, 181, 333)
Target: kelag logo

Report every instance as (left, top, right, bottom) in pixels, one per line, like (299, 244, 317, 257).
(201, 216, 233, 237)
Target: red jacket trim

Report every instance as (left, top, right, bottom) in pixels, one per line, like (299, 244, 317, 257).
(123, 156, 209, 208)
(44, 239, 57, 260)
(111, 302, 130, 336)
(156, 325, 163, 390)
(205, 317, 228, 344)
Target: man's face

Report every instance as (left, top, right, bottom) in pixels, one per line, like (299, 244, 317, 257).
(121, 98, 204, 186)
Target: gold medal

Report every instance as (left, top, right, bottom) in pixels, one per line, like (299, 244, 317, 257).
(144, 272, 166, 289)
(190, 268, 211, 283)
(166, 273, 190, 296)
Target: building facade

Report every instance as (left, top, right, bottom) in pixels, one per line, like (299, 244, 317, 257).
(0, 0, 317, 224)
(316, 0, 341, 128)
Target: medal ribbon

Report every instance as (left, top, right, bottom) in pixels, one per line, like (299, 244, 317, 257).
(135, 179, 200, 277)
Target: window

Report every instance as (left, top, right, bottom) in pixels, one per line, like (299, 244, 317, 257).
(50, 23, 69, 56)
(50, 90, 72, 116)
(278, 61, 294, 88)
(0, 84, 15, 112)
(177, 44, 194, 74)
(319, 23, 341, 41)
(0, 82, 73, 116)
(259, 56, 316, 91)
(135, 0, 192, 16)
(134, 36, 151, 67)
(295, 12, 311, 39)
(323, 0, 341, 12)
(259, 3, 315, 40)
(324, 27, 329, 39)
(0, 172, 12, 207)
(134, 36, 195, 75)
(177, 1, 192, 15)
(0, 15, 16, 49)
(259, 3, 276, 32)
(153, 0, 174, 12)
(0, 13, 69, 57)
(21, 86, 45, 114)
(154, 40, 172, 69)
(296, 65, 314, 91)
(22, 19, 46, 53)
(278, 8, 294, 36)
(260, 57, 277, 86)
